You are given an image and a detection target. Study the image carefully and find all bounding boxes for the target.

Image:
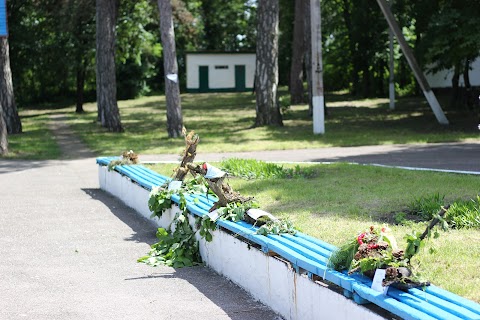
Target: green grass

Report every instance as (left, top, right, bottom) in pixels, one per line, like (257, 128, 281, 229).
(3, 110, 60, 159)
(3, 91, 479, 159)
(66, 91, 479, 156)
(146, 162, 480, 302)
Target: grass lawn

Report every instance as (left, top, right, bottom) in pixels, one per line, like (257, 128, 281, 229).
(147, 161, 480, 302)
(2, 91, 479, 160)
(3, 110, 60, 159)
(63, 91, 479, 157)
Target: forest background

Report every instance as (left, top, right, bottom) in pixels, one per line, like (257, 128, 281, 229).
(7, 0, 480, 110)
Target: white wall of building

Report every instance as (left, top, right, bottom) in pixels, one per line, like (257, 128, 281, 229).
(426, 56, 480, 88)
(186, 53, 256, 90)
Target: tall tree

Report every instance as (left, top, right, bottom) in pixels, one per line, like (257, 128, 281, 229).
(422, 0, 480, 109)
(0, 103, 7, 155)
(157, 0, 183, 138)
(96, 0, 123, 132)
(304, 0, 313, 114)
(255, 0, 283, 127)
(200, 0, 256, 51)
(62, 0, 96, 113)
(0, 38, 22, 134)
(289, 0, 306, 104)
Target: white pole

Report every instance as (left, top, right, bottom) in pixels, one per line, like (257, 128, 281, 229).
(377, 0, 448, 125)
(310, 0, 325, 134)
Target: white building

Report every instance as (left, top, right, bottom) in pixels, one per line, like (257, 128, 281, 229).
(186, 52, 255, 93)
(426, 57, 480, 88)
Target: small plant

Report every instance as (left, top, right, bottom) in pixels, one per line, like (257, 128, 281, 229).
(446, 196, 480, 229)
(409, 193, 445, 220)
(256, 218, 297, 236)
(408, 194, 480, 229)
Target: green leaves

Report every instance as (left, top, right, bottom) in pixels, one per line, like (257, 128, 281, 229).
(148, 187, 174, 218)
(139, 221, 202, 268)
(256, 218, 297, 236)
(141, 178, 213, 268)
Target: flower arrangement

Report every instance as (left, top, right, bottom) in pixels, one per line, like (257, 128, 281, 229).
(329, 206, 449, 289)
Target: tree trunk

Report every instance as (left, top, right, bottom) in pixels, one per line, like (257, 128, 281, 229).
(289, 0, 306, 105)
(0, 103, 7, 155)
(341, 0, 359, 96)
(255, 0, 283, 127)
(304, 0, 313, 116)
(450, 63, 460, 108)
(76, 59, 86, 113)
(0, 38, 22, 134)
(95, 0, 123, 132)
(463, 58, 474, 109)
(157, 0, 183, 138)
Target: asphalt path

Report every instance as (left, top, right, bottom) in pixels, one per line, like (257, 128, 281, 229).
(0, 158, 283, 320)
(0, 116, 282, 320)
(143, 142, 480, 173)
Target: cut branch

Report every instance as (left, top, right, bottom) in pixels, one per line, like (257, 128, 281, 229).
(187, 163, 253, 212)
(174, 130, 199, 181)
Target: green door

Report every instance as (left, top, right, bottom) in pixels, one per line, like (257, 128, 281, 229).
(235, 65, 246, 92)
(199, 66, 209, 92)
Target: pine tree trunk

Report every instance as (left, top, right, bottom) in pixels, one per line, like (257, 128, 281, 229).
(157, 0, 183, 138)
(304, 0, 313, 116)
(255, 0, 283, 127)
(0, 38, 22, 134)
(463, 59, 474, 109)
(0, 103, 7, 155)
(76, 59, 86, 113)
(450, 64, 460, 108)
(96, 0, 123, 132)
(290, 0, 306, 105)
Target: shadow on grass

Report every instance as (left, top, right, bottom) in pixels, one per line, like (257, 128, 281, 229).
(65, 93, 479, 156)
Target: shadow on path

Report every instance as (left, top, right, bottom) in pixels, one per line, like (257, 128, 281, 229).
(0, 159, 58, 174)
(82, 188, 282, 320)
(311, 143, 480, 172)
(82, 188, 157, 244)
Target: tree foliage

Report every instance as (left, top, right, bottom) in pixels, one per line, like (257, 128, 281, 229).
(4, 0, 480, 111)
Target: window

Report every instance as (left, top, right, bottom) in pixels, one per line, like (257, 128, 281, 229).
(214, 65, 229, 69)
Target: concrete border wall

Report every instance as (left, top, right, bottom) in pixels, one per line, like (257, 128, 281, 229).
(98, 165, 387, 320)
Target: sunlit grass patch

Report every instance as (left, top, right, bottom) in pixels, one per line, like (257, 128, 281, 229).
(4, 111, 60, 159)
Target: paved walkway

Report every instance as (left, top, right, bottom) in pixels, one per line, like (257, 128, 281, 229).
(0, 116, 282, 320)
(0, 115, 478, 319)
(143, 142, 480, 173)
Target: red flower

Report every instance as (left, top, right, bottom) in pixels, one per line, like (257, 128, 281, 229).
(357, 233, 366, 245)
